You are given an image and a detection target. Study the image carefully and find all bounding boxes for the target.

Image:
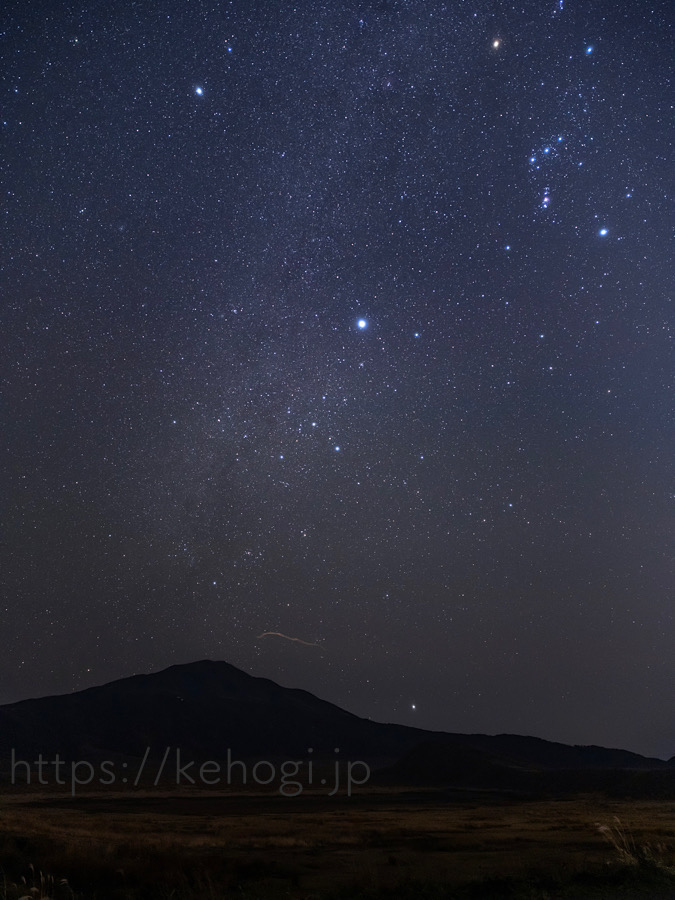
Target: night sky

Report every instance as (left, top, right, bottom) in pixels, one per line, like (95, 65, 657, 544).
(1, 0, 672, 759)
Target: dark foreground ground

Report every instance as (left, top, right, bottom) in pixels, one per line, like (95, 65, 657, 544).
(0, 788, 674, 899)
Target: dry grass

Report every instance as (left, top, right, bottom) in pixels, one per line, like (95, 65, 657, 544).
(0, 862, 73, 900)
(595, 815, 675, 872)
(0, 791, 674, 898)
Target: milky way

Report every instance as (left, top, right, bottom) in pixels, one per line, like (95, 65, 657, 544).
(0, 0, 672, 757)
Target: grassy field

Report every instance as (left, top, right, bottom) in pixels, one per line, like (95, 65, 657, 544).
(0, 789, 674, 898)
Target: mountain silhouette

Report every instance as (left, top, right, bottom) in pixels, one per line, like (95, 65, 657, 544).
(0, 660, 429, 761)
(0, 660, 671, 793)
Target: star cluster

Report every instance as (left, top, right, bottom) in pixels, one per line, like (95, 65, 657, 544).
(0, 0, 672, 757)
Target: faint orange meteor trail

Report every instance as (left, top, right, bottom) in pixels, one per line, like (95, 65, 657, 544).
(257, 631, 321, 648)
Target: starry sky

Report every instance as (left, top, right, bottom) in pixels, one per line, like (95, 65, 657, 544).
(1, 0, 673, 759)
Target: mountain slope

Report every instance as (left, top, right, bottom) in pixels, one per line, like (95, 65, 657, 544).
(0, 660, 670, 775)
(0, 660, 431, 761)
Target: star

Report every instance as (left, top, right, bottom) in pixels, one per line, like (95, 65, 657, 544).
(1, 0, 670, 772)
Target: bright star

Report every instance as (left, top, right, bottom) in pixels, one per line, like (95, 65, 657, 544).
(599, 228, 608, 236)
(492, 39, 501, 49)
(195, 87, 203, 95)
(334, 446, 340, 452)
(586, 45, 593, 54)
(357, 319, 367, 329)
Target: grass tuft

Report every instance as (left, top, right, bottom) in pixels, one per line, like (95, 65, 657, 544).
(595, 815, 675, 872)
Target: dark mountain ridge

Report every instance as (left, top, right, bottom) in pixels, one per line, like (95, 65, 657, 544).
(0, 661, 670, 782)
